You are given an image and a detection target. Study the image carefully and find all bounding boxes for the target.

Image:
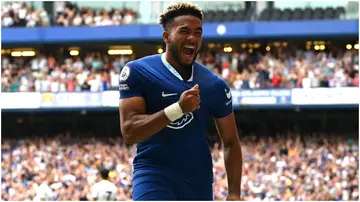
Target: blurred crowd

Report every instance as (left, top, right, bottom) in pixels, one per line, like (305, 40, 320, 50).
(1, 135, 135, 201)
(54, 2, 138, 27)
(198, 48, 359, 89)
(213, 133, 358, 201)
(1, 47, 358, 93)
(1, 2, 50, 28)
(1, 53, 131, 93)
(1, 1, 138, 28)
(1, 132, 358, 201)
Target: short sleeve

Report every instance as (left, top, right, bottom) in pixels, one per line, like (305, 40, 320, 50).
(209, 77, 233, 118)
(91, 184, 98, 198)
(119, 62, 144, 99)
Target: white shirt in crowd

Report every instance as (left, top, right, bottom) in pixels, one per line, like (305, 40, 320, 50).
(73, 15, 83, 26)
(33, 183, 54, 201)
(91, 180, 117, 201)
(18, 8, 27, 19)
(2, 16, 14, 27)
(50, 81, 59, 92)
(88, 77, 101, 92)
(11, 2, 21, 11)
(302, 77, 311, 88)
(110, 71, 119, 88)
(40, 79, 51, 92)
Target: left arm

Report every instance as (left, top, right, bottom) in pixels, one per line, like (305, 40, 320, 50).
(215, 112, 242, 200)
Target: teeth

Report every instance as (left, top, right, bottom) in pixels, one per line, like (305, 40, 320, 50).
(184, 45, 195, 49)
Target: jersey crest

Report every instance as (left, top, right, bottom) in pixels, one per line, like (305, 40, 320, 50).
(167, 112, 194, 129)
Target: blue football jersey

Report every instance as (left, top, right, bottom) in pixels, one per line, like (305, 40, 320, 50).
(119, 54, 233, 185)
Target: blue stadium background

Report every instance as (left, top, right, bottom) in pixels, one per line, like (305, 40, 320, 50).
(1, 1, 359, 201)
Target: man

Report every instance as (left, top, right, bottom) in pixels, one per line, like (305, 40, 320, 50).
(91, 169, 117, 201)
(119, 2, 242, 200)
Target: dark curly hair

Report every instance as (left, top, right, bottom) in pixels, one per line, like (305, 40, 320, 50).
(159, 2, 203, 31)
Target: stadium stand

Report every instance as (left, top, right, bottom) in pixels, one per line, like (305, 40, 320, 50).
(258, 6, 347, 21)
(1, 48, 359, 92)
(1, 1, 353, 27)
(1, 1, 138, 27)
(1, 132, 358, 201)
(1, 108, 359, 201)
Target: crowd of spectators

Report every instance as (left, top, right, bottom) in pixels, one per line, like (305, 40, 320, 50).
(54, 2, 138, 27)
(1, 47, 358, 93)
(1, 52, 131, 93)
(197, 48, 359, 89)
(1, 132, 358, 201)
(1, 2, 50, 28)
(1, 1, 138, 28)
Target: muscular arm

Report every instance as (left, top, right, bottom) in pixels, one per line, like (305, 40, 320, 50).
(119, 97, 172, 144)
(215, 112, 242, 200)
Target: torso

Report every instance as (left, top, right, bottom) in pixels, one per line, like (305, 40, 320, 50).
(129, 54, 217, 184)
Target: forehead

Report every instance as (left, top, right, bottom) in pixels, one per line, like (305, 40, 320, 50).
(171, 15, 202, 30)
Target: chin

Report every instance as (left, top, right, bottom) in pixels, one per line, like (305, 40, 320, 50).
(181, 60, 195, 67)
(181, 56, 197, 66)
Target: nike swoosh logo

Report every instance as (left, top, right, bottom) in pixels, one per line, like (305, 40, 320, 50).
(225, 89, 231, 99)
(162, 92, 178, 97)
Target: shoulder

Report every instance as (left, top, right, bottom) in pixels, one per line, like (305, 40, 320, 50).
(122, 54, 162, 75)
(92, 182, 100, 190)
(212, 75, 229, 89)
(132, 54, 162, 69)
(194, 61, 228, 88)
(194, 61, 216, 76)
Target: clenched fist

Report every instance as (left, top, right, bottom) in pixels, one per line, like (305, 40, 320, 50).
(178, 84, 200, 113)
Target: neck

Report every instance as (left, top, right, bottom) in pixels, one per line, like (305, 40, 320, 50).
(165, 51, 192, 80)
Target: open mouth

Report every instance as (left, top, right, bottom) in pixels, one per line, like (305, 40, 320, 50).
(183, 45, 196, 57)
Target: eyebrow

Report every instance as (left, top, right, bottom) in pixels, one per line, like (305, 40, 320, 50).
(179, 26, 203, 32)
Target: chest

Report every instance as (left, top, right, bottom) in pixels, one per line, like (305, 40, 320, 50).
(141, 69, 212, 118)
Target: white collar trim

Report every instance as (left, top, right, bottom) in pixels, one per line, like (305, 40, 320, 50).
(161, 53, 194, 82)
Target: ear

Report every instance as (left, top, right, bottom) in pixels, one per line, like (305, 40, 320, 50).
(163, 31, 170, 44)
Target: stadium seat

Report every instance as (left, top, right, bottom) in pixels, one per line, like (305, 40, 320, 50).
(280, 9, 292, 21)
(259, 8, 271, 21)
(213, 11, 226, 22)
(225, 10, 235, 21)
(313, 8, 324, 20)
(204, 10, 215, 22)
(234, 10, 245, 21)
(291, 8, 303, 20)
(302, 8, 313, 20)
(323, 7, 335, 19)
(243, 7, 254, 21)
(269, 9, 282, 21)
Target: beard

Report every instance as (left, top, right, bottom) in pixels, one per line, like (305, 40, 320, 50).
(168, 39, 197, 68)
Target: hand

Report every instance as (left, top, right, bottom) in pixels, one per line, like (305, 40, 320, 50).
(226, 193, 241, 201)
(178, 84, 200, 113)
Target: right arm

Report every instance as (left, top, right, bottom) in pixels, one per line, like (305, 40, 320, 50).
(118, 63, 200, 144)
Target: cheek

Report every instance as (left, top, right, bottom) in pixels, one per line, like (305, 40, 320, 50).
(197, 41, 202, 52)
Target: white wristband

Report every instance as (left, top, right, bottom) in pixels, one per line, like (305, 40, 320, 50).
(164, 102, 184, 122)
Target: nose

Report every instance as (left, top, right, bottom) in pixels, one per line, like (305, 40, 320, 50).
(186, 33, 198, 41)
(186, 36, 198, 46)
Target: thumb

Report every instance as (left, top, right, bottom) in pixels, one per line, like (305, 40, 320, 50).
(192, 84, 199, 89)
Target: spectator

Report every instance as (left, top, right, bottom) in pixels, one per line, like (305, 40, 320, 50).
(1, 47, 358, 92)
(1, 2, 139, 28)
(1, 132, 358, 201)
